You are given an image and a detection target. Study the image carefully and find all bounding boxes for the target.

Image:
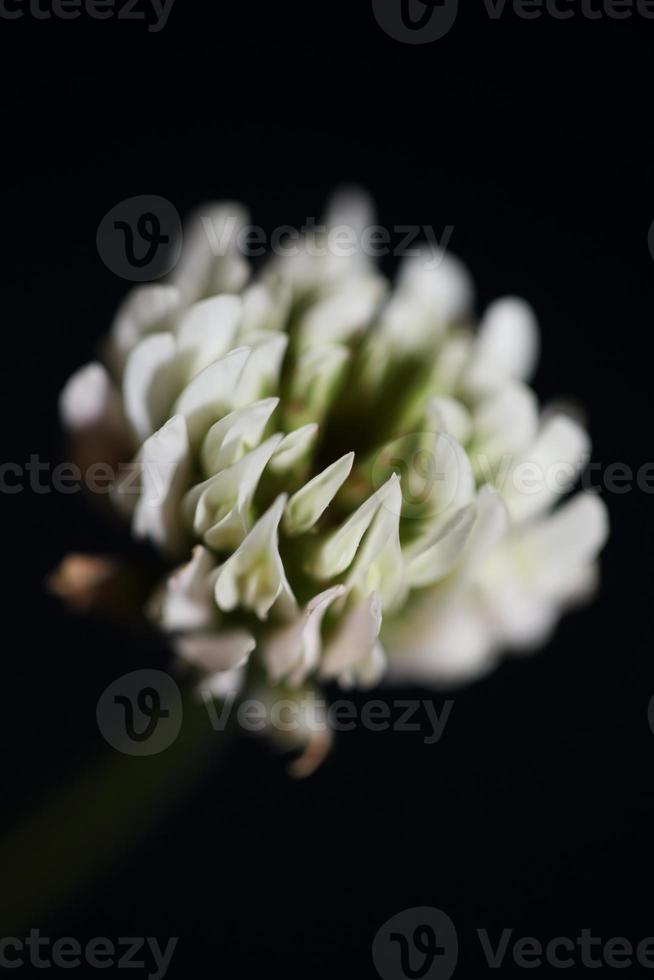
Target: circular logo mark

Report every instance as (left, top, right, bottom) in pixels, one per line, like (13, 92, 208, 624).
(371, 431, 465, 520)
(372, 0, 459, 44)
(647, 694, 654, 736)
(373, 907, 458, 980)
(97, 669, 183, 756)
(97, 194, 182, 282)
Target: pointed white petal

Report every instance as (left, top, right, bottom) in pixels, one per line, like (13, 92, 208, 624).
(200, 397, 279, 474)
(308, 474, 399, 580)
(123, 333, 179, 443)
(133, 415, 191, 557)
(109, 284, 180, 367)
(345, 476, 406, 610)
(176, 295, 242, 377)
(185, 435, 283, 551)
(214, 495, 297, 620)
(320, 592, 385, 688)
(150, 545, 217, 632)
(173, 347, 251, 449)
(269, 424, 319, 474)
(263, 585, 346, 687)
(284, 452, 354, 536)
(231, 333, 288, 407)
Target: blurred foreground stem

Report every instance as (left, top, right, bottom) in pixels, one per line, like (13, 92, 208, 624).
(0, 689, 227, 932)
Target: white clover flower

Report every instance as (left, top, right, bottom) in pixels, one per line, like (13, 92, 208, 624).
(58, 189, 609, 761)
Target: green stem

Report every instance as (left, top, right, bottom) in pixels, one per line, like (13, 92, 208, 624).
(0, 691, 227, 933)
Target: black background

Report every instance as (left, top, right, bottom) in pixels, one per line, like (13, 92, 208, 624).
(1, 2, 653, 977)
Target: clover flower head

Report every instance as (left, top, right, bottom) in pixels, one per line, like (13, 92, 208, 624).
(58, 189, 609, 764)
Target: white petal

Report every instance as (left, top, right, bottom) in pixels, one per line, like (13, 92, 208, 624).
(323, 185, 376, 239)
(384, 597, 497, 686)
(263, 585, 346, 687)
(515, 492, 609, 599)
(59, 362, 122, 432)
(285, 344, 351, 428)
(298, 275, 386, 349)
(200, 397, 279, 474)
(172, 201, 250, 303)
(173, 347, 251, 450)
(472, 381, 539, 468)
(426, 395, 472, 445)
(430, 331, 473, 396)
(345, 476, 406, 610)
(396, 250, 474, 325)
(501, 414, 590, 522)
(320, 592, 384, 688)
(232, 332, 288, 407)
(405, 503, 478, 589)
(308, 474, 399, 580)
(109, 284, 180, 368)
(151, 545, 217, 632)
(176, 295, 242, 377)
(465, 297, 539, 396)
(214, 495, 297, 620)
(176, 630, 255, 674)
(123, 333, 179, 443)
(240, 277, 292, 338)
(268, 424, 319, 474)
(458, 484, 510, 577)
(133, 415, 191, 557)
(185, 435, 283, 551)
(284, 452, 354, 536)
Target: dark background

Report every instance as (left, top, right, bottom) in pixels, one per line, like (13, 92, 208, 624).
(1, 2, 653, 977)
